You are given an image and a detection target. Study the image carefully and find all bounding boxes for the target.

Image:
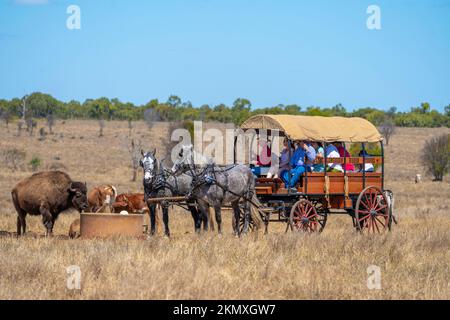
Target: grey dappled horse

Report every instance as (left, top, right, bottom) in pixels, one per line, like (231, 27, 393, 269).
(171, 145, 262, 235)
(140, 150, 205, 236)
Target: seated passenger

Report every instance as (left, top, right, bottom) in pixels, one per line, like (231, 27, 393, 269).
(278, 137, 293, 178)
(281, 140, 316, 191)
(325, 142, 343, 172)
(252, 136, 272, 176)
(267, 143, 280, 178)
(358, 150, 374, 172)
(311, 141, 325, 172)
(335, 142, 355, 172)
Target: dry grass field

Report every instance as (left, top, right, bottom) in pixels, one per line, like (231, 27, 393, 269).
(0, 120, 449, 300)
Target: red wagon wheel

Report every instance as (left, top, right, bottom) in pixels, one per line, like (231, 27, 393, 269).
(289, 199, 326, 233)
(355, 186, 391, 233)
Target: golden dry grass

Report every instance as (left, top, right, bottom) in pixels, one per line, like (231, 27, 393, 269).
(0, 120, 449, 300)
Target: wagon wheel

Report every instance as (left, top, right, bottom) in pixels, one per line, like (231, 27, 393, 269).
(312, 200, 328, 231)
(238, 210, 255, 234)
(289, 199, 326, 233)
(355, 186, 391, 233)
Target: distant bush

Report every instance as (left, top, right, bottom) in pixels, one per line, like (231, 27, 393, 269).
(1, 148, 26, 171)
(29, 155, 42, 172)
(421, 134, 450, 181)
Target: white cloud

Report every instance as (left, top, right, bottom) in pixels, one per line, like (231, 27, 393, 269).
(14, 0, 49, 5)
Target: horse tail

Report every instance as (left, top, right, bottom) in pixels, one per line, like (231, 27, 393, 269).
(249, 194, 264, 229)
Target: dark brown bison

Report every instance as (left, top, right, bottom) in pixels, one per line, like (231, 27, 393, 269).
(11, 171, 88, 236)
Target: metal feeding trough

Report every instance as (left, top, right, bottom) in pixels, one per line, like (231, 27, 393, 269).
(80, 212, 144, 239)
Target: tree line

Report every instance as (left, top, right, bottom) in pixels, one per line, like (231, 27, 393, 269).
(0, 92, 449, 127)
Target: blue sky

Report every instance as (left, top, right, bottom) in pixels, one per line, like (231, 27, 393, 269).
(0, 0, 449, 111)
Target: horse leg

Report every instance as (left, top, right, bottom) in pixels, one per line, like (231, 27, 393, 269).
(202, 207, 209, 232)
(148, 203, 156, 236)
(197, 201, 210, 234)
(242, 201, 251, 234)
(214, 205, 222, 235)
(231, 202, 240, 236)
(162, 204, 170, 237)
(208, 206, 215, 232)
(188, 205, 201, 234)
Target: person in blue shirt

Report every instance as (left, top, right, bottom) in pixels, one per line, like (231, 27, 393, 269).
(281, 140, 316, 191)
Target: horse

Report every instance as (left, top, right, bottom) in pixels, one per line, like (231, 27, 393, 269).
(140, 150, 206, 237)
(171, 144, 263, 235)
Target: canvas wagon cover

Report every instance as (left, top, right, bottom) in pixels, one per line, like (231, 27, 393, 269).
(240, 114, 383, 142)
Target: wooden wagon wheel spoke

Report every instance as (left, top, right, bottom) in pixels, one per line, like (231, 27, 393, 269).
(374, 216, 386, 228)
(375, 204, 388, 212)
(364, 192, 373, 209)
(373, 217, 381, 233)
(360, 199, 372, 211)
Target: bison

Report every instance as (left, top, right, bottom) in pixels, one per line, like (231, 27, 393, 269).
(11, 171, 88, 236)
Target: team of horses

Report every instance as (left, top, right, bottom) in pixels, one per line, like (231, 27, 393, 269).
(140, 145, 263, 237)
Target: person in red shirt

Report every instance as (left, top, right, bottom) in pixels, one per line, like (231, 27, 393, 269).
(252, 136, 279, 178)
(257, 138, 271, 166)
(335, 142, 355, 172)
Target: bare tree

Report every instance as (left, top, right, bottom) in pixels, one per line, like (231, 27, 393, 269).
(379, 119, 396, 146)
(98, 119, 105, 137)
(26, 117, 37, 136)
(21, 95, 28, 121)
(128, 119, 133, 135)
(144, 108, 161, 130)
(421, 134, 450, 181)
(127, 138, 143, 181)
(17, 121, 24, 136)
(0, 110, 11, 130)
(46, 113, 55, 134)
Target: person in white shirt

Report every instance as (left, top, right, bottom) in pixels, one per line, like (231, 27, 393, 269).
(358, 150, 374, 172)
(325, 143, 343, 172)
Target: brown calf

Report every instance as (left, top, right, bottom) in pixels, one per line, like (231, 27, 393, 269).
(88, 185, 117, 213)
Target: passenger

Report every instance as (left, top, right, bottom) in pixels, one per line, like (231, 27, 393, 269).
(281, 140, 316, 191)
(256, 136, 271, 167)
(278, 137, 293, 178)
(311, 141, 325, 172)
(358, 150, 374, 172)
(335, 142, 355, 172)
(251, 136, 272, 177)
(325, 142, 343, 172)
(266, 137, 280, 178)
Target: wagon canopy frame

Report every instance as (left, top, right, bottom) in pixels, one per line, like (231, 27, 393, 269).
(240, 114, 383, 143)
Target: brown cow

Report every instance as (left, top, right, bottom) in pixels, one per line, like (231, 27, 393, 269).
(11, 171, 88, 236)
(112, 193, 148, 214)
(87, 185, 117, 213)
(112, 193, 160, 232)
